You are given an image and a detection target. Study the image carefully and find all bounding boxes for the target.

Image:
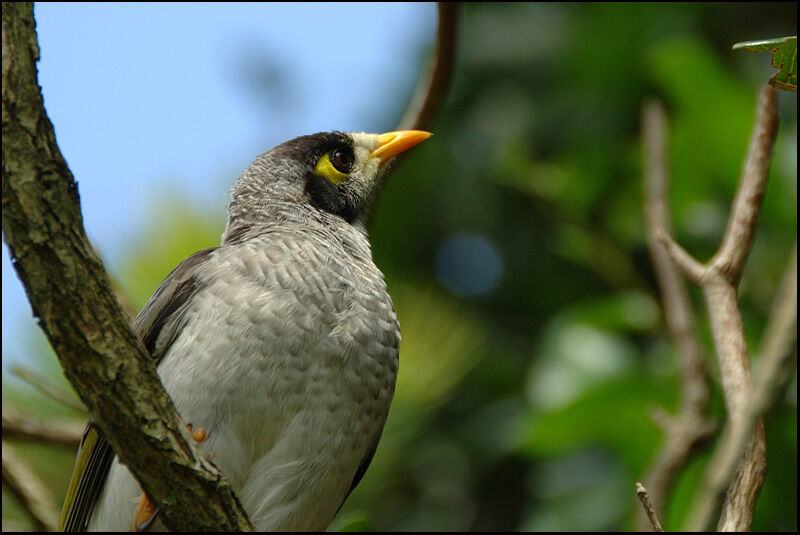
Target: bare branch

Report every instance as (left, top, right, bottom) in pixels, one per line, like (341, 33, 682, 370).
(699, 271, 767, 532)
(752, 243, 798, 403)
(639, 99, 715, 530)
(642, 102, 706, 364)
(642, 85, 779, 531)
(9, 365, 86, 412)
(673, 87, 779, 531)
(2, 408, 83, 448)
(1, 3, 251, 530)
(655, 226, 705, 285)
(636, 482, 665, 532)
(701, 87, 780, 532)
(687, 244, 797, 531)
(396, 2, 459, 132)
(711, 86, 779, 284)
(2, 441, 60, 531)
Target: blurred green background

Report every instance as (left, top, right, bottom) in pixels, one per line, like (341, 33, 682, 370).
(2, 3, 796, 531)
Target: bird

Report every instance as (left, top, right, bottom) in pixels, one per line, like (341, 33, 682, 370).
(58, 129, 432, 531)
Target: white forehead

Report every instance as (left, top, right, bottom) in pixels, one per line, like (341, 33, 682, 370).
(347, 132, 383, 174)
(348, 132, 382, 153)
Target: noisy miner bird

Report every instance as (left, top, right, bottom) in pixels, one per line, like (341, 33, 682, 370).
(58, 129, 431, 531)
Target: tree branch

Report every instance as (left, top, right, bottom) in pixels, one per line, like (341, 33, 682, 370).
(655, 85, 778, 532)
(655, 227, 706, 285)
(1, 3, 252, 530)
(636, 482, 665, 532)
(706, 85, 778, 532)
(639, 100, 715, 530)
(687, 244, 797, 531)
(2, 441, 60, 531)
(711, 85, 779, 284)
(9, 365, 86, 412)
(396, 2, 459, 132)
(2, 408, 83, 448)
(644, 85, 779, 531)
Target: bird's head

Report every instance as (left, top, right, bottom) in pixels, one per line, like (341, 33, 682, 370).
(223, 130, 431, 243)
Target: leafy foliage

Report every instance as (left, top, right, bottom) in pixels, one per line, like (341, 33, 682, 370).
(733, 36, 797, 91)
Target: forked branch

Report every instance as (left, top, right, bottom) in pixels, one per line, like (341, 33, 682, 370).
(652, 85, 779, 532)
(686, 244, 797, 530)
(639, 100, 715, 530)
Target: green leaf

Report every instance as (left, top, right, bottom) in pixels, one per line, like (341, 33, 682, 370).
(516, 372, 677, 474)
(329, 510, 373, 532)
(733, 36, 797, 91)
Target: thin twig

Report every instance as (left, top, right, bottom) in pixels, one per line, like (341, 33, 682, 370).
(636, 482, 665, 532)
(2, 441, 60, 531)
(655, 227, 705, 285)
(751, 243, 798, 404)
(708, 85, 778, 532)
(711, 86, 780, 285)
(9, 365, 86, 412)
(2, 408, 84, 448)
(639, 100, 715, 530)
(658, 85, 779, 532)
(687, 244, 797, 531)
(396, 2, 459, 132)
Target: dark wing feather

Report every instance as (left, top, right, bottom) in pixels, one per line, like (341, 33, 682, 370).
(335, 437, 381, 516)
(134, 247, 218, 359)
(59, 427, 114, 531)
(58, 247, 218, 531)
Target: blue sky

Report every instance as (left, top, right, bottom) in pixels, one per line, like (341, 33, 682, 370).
(2, 2, 436, 368)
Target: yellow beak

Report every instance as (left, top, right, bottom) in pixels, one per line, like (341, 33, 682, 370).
(370, 130, 432, 163)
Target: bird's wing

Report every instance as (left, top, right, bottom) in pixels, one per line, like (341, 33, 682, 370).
(337, 437, 380, 513)
(335, 401, 392, 515)
(59, 247, 218, 532)
(132, 247, 218, 361)
(58, 426, 115, 532)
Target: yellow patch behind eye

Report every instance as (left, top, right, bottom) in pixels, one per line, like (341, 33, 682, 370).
(314, 153, 348, 184)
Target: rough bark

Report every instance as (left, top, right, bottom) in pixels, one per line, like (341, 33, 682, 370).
(2, 3, 252, 530)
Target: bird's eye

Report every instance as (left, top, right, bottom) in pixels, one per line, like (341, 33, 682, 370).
(329, 149, 353, 173)
(313, 148, 353, 184)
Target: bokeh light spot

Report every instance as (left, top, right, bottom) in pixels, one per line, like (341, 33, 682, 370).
(435, 232, 503, 298)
